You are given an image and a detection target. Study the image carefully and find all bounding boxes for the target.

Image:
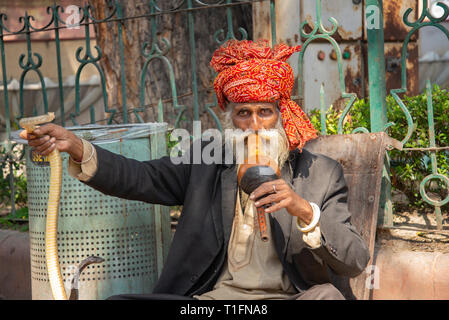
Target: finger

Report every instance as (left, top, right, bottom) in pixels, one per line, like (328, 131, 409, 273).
(270, 179, 290, 190)
(250, 180, 280, 199)
(254, 191, 288, 207)
(28, 135, 51, 147)
(264, 198, 290, 214)
(250, 179, 287, 200)
(38, 142, 56, 156)
(32, 124, 55, 137)
(19, 130, 38, 140)
(34, 138, 55, 154)
(250, 185, 273, 201)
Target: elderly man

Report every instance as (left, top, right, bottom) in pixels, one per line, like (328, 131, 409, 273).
(21, 40, 369, 300)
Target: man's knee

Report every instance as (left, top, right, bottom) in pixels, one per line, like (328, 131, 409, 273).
(297, 283, 345, 300)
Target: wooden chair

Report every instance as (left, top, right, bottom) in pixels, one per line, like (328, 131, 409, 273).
(305, 132, 401, 300)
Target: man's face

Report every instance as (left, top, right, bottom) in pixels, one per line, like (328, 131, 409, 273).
(230, 102, 279, 132)
(223, 101, 290, 168)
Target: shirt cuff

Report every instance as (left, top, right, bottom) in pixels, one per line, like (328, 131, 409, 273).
(297, 202, 322, 249)
(67, 139, 98, 182)
(302, 225, 322, 249)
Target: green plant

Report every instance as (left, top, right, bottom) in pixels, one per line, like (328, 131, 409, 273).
(309, 99, 370, 135)
(0, 207, 28, 231)
(0, 143, 28, 231)
(0, 143, 27, 209)
(387, 86, 449, 208)
(166, 130, 179, 155)
(309, 84, 449, 208)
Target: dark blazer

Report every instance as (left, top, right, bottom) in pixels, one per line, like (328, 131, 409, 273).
(83, 143, 370, 297)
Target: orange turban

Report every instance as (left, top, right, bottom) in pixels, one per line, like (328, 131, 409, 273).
(210, 39, 317, 151)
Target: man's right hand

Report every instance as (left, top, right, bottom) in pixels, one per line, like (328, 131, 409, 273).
(19, 124, 84, 161)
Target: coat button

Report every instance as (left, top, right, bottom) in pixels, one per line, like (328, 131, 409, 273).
(190, 274, 198, 282)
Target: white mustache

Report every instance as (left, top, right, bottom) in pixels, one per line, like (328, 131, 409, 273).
(226, 128, 280, 143)
(220, 111, 290, 168)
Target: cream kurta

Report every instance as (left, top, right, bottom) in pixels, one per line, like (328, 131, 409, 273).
(195, 190, 297, 300)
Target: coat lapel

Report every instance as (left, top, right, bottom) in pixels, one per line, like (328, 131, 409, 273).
(220, 164, 238, 244)
(271, 162, 294, 257)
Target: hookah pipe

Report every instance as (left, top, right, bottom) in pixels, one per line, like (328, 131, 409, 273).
(237, 134, 280, 242)
(20, 113, 103, 300)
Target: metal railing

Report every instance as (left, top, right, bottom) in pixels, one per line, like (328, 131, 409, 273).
(0, 0, 270, 214)
(0, 0, 448, 231)
(387, 1, 449, 230)
(306, 0, 449, 230)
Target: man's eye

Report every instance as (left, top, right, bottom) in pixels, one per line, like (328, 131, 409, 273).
(260, 109, 273, 115)
(238, 110, 248, 116)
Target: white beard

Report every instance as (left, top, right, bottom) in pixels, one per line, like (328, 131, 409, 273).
(221, 110, 290, 169)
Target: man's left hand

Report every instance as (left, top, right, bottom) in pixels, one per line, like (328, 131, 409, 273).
(250, 179, 313, 225)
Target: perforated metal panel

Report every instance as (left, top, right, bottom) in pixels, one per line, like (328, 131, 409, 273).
(26, 124, 171, 300)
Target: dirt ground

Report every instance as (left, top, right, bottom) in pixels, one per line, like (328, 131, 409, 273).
(376, 206, 449, 253)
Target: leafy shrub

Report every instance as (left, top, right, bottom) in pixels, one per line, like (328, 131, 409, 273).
(309, 99, 370, 135)
(309, 84, 449, 208)
(0, 143, 28, 230)
(0, 143, 27, 208)
(0, 207, 28, 231)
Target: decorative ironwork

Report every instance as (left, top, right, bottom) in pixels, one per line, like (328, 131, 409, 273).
(0, 0, 269, 215)
(1, 0, 447, 231)
(388, 1, 449, 229)
(295, 0, 362, 135)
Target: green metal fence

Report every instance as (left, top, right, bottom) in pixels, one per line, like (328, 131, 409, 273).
(1, 0, 448, 230)
(304, 0, 448, 230)
(389, 1, 449, 230)
(0, 0, 266, 215)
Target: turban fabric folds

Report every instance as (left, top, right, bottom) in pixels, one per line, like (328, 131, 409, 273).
(210, 40, 317, 151)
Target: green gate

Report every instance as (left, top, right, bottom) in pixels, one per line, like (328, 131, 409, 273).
(295, 0, 449, 231)
(1, 1, 448, 236)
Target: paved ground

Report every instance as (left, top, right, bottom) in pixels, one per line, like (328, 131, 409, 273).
(1, 206, 448, 300)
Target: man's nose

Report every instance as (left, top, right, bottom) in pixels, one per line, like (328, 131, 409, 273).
(249, 114, 263, 131)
